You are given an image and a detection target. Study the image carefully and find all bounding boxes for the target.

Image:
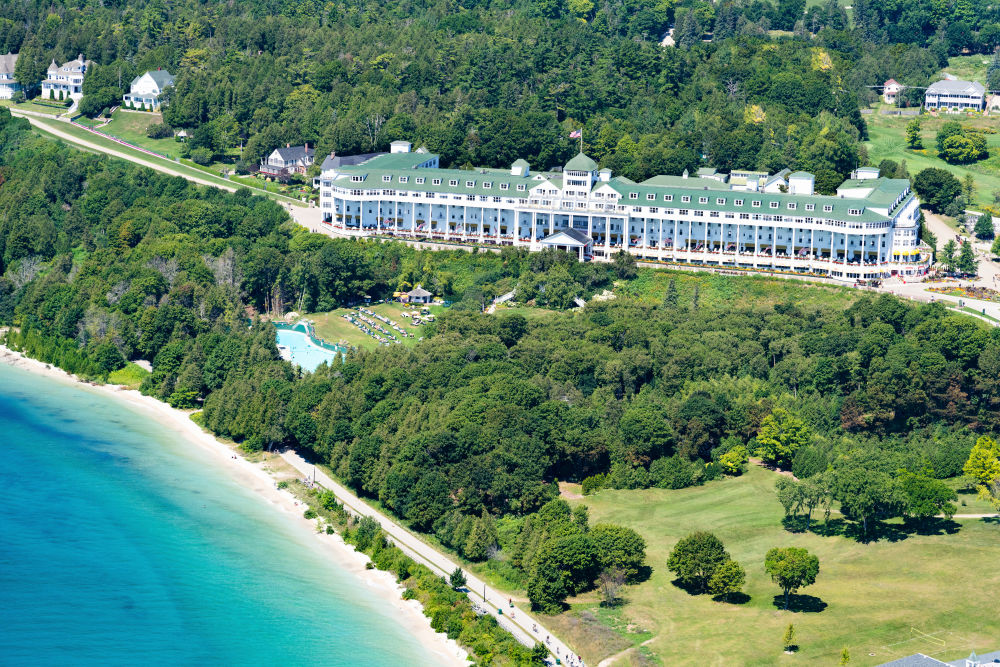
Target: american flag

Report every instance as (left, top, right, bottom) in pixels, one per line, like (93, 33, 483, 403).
(569, 129, 582, 139)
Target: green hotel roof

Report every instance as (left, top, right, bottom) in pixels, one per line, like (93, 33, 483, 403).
(331, 151, 912, 221)
(565, 152, 599, 172)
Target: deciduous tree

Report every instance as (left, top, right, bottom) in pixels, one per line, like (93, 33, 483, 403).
(764, 547, 820, 609)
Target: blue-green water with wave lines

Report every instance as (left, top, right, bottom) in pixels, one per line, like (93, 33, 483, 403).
(0, 363, 438, 666)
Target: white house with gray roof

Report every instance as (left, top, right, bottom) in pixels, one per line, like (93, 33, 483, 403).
(260, 143, 317, 177)
(318, 142, 929, 282)
(123, 70, 175, 111)
(924, 79, 985, 111)
(41, 54, 92, 100)
(0, 52, 19, 99)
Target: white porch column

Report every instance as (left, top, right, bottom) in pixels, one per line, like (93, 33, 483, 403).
(658, 219, 664, 262)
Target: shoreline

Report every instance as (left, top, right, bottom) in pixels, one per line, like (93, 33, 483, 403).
(0, 345, 467, 666)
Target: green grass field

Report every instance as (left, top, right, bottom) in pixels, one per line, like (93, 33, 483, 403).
(865, 113, 1000, 208)
(0, 98, 68, 115)
(942, 55, 991, 84)
(620, 268, 859, 311)
(307, 301, 444, 350)
(549, 466, 1000, 666)
(87, 110, 184, 158)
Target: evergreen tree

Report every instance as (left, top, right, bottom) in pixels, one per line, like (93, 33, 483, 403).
(988, 51, 1000, 92)
(904, 118, 922, 149)
(663, 279, 678, 308)
(940, 239, 958, 273)
(974, 213, 995, 240)
(957, 241, 978, 276)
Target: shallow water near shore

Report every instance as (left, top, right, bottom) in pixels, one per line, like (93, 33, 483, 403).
(0, 363, 439, 666)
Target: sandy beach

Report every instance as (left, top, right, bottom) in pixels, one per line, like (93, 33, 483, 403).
(0, 345, 468, 666)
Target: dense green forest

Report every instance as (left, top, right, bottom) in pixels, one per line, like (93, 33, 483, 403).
(3, 0, 991, 187)
(2, 106, 999, 616)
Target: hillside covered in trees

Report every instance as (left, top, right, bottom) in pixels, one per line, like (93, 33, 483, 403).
(1, 106, 998, 613)
(3, 0, 991, 188)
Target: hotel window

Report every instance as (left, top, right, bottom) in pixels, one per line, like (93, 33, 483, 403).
(500, 183, 509, 190)
(351, 175, 364, 182)
(735, 199, 743, 206)
(432, 178, 442, 185)
(495, 197, 502, 203)
(710, 211, 720, 217)
(787, 203, 796, 210)
(769, 201, 779, 209)
(466, 181, 475, 188)
(805, 204, 815, 211)
(716, 198, 726, 205)
(517, 184, 526, 191)
(650, 207, 659, 213)
(824, 205, 833, 212)
(449, 179, 458, 186)
(664, 194, 673, 201)
(681, 196, 691, 203)
(484, 182, 492, 189)
(414, 177, 425, 185)
(849, 208, 862, 215)
(679, 209, 689, 215)
(699, 197, 708, 204)
(630, 193, 639, 199)
(399, 176, 408, 183)
(647, 193, 655, 200)
(752, 201, 761, 208)
(382, 175, 391, 183)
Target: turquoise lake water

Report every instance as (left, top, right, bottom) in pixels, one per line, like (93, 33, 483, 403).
(0, 363, 439, 666)
(276, 327, 340, 372)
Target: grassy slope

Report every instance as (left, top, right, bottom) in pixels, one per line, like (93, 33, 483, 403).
(553, 466, 1000, 666)
(865, 113, 1000, 209)
(308, 302, 445, 350)
(90, 110, 184, 158)
(0, 99, 67, 115)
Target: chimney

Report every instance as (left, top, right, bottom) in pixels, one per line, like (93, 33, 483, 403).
(304, 142, 309, 151)
(286, 143, 290, 148)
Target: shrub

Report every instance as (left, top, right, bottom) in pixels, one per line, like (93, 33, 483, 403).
(190, 147, 213, 165)
(146, 122, 174, 139)
(719, 445, 748, 475)
(650, 455, 696, 489)
(303, 508, 317, 519)
(581, 473, 608, 495)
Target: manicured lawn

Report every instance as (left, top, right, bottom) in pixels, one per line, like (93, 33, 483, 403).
(865, 113, 1000, 208)
(307, 301, 445, 350)
(553, 466, 1000, 666)
(0, 99, 68, 115)
(90, 110, 183, 158)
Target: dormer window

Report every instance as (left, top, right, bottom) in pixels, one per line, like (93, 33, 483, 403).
(769, 201, 779, 209)
(382, 175, 391, 183)
(805, 204, 815, 211)
(664, 194, 673, 202)
(416, 177, 425, 184)
(466, 180, 474, 188)
(788, 203, 796, 210)
(699, 197, 708, 204)
(716, 198, 726, 205)
(629, 193, 638, 200)
(849, 208, 862, 216)
(681, 196, 691, 203)
(823, 205, 833, 212)
(647, 193, 655, 201)
(449, 179, 458, 186)
(432, 178, 441, 185)
(500, 183, 509, 190)
(735, 199, 744, 206)
(751, 200, 761, 208)
(351, 175, 364, 182)
(399, 176, 408, 183)
(517, 184, 526, 191)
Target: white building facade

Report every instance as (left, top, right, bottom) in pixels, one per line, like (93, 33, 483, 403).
(123, 70, 175, 111)
(41, 54, 91, 100)
(0, 52, 19, 99)
(318, 145, 929, 282)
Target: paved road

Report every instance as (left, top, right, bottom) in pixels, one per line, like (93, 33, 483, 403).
(280, 449, 582, 666)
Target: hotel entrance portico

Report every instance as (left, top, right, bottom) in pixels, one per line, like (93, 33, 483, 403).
(538, 228, 593, 260)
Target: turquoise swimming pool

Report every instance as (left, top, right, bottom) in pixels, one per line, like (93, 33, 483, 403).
(276, 327, 341, 372)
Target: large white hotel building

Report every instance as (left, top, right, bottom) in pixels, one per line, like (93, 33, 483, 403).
(318, 141, 929, 282)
